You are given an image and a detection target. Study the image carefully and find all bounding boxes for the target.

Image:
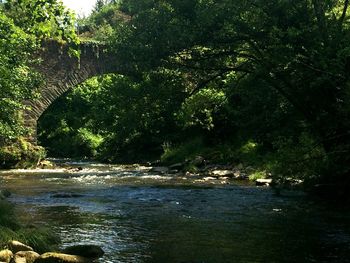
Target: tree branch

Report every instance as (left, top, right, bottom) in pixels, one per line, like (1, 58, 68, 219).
(175, 61, 253, 74)
(339, 0, 349, 28)
(189, 70, 230, 96)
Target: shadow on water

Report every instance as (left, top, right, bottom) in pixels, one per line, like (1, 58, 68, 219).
(1, 162, 350, 262)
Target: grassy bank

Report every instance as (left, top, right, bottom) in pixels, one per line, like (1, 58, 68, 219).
(160, 137, 270, 179)
(0, 199, 59, 253)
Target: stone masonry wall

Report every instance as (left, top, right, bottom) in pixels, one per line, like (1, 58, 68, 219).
(23, 41, 127, 143)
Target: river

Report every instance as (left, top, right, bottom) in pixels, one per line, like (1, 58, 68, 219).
(1, 160, 350, 262)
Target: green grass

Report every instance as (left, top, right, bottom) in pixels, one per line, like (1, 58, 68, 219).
(0, 200, 59, 253)
(248, 170, 268, 181)
(0, 200, 18, 229)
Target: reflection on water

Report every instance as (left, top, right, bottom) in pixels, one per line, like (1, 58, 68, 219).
(1, 161, 350, 262)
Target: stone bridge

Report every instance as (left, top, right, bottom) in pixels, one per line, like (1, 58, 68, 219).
(24, 41, 129, 143)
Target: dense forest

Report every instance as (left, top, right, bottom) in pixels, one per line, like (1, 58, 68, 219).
(1, 0, 350, 194)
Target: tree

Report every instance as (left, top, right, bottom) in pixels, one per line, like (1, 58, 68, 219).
(38, 71, 187, 162)
(0, 0, 78, 144)
(111, 0, 350, 185)
(0, 0, 78, 167)
(1, 0, 78, 43)
(77, 0, 127, 42)
(0, 13, 39, 144)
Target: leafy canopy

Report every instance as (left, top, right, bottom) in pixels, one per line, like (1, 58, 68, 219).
(0, 0, 78, 145)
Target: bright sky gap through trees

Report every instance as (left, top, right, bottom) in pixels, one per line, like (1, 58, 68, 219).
(61, 0, 95, 16)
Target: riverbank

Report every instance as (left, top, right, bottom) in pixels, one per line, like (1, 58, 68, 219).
(1, 187, 106, 263)
(0, 240, 104, 263)
(40, 157, 303, 188)
(0, 193, 59, 254)
(25, 158, 271, 187)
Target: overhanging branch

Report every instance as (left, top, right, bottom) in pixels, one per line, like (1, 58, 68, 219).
(339, 0, 350, 28)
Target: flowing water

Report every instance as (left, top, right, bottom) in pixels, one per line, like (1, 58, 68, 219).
(1, 160, 350, 262)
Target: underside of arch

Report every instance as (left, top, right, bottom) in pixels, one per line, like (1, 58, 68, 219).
(24, 41, 126, 143)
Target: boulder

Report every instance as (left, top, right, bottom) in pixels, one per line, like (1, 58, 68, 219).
(256, 178, 273, 186)
(203, 177, 217, 181)
(7, 241, 33, 254)
(62, 245, 104, 259)
(211, 170, 234, 177)
(34, 253, 90, 263)
(38, 160, 54, 168)
(0, 249, 13, 263)
(15, 251, 40, 263)
(233, 170, 248, 179)
(12, 255, 26, 263)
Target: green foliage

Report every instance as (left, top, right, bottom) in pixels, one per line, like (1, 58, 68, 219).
(177, 88, 227, 130)
(37, 77, 106, 158)
(0, 0, 78, 168)
(15, 227, 60, 254)
(2, 0, 78, 43)
(105, 0, 350, 186)
(160, 137, 258, 167)
(0, 138, 46, 169)
(77, 1, 125, 42)
(248, 171, 268, 181)
(268, 133, 328, 183)
(0, 13, 41, 144)
(39, 70, 186, 162)
(161, 137, 205, 165)
(35, 0, 350, 192)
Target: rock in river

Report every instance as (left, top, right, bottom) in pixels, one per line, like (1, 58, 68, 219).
(35, 253, 90, 263)
(255, 178, 273, 186)
(63, 245, 104, 259)
(12, 254, 26, 263)
(0, 249, 13, 263)
(7, 241, 33, 253)
(15, 251, 40, 263)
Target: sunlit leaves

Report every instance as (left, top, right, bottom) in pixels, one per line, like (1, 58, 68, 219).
(0, 13, 40, 143)
(177, 88, 227, 130)
(2, 0, 78, 43)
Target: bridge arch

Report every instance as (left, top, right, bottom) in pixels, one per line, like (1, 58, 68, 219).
(24, 41, 128, 143)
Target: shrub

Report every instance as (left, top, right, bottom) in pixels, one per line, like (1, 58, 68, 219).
(248, 170, 268, 181)
(0, 138, 46, 169)
(161, 137, 205, 164)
